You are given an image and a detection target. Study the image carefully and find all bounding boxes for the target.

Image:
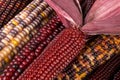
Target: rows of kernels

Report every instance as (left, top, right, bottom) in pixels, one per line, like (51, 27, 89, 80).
(114, 70, 120, 80)
(56, 35, 120, 80)
(2, 0, 22, 25)
(0, 0, 43, 40)
(88, 54, 120, 80)
(0, 0, 18, 27)
(0, 29, 36, 72)
(0, 0, 33, 28)
(1, 17, 64, 80)
(5, 7, 50, 44)
(0, 1, 48, 42)
(10, 28, 37, 57)
(15, 24, 64, 80)
(0, 31, 35, 78)
(0, 0, 46, 72)
(0, 10, 54, 71)
(10, 16, 54, 54)
(3, 0, 33, 25)
(18, 28, 85, 80)
(0, 6, 53, 51)
(0, 0, 10, 16)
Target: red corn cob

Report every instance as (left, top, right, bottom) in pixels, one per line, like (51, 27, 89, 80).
(18, 27, 86, 80)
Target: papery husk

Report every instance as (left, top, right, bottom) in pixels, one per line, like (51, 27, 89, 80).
(80, 0, 96, 18)
(45, 0, 83, 28)
(82, 0, 120, 35)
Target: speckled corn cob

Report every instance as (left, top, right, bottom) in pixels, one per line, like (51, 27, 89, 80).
(0, 0, 33, 28)
(114, 70, 120, 80)
(56, 35, 120, 80)
(17, 27, 85, 80)
(8, 8, 53, 55)
(87, 54, 120, 80)
(0, 0, 45, 41)
(0, 17, 64, 80)
(0, 17, 48, 73)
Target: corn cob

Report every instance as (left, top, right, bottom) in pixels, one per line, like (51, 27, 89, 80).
(56, 35, 120, 80)
(0, 1, 48, 43)
(0, 17, 64, 80)
(87, 54, 120, 80)
(3, 0, 33, 25)
(0, 2, 55, 70)
(114, 70, 120, 80)
(0, 18, 37, 72)
(2, 0, 23, 25)
(0, 0, 10, 16)
(17, 27, 85, 80)
(8, 8, 53, 54)
(0, 0, 18, 26)
(0, 0, 33, 28)
(0, 10, 54, 71)
(0, 2, 51, 51)
(8, 15, 58, 60)
(0, 0, 44, 41)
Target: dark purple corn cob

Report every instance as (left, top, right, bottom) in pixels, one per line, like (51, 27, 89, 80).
(0, 17, 64, 80)
(0, 0, 18, 26)
(0, 0, 33, 28)
(15, 0, 33, 14)
(114, 70, 120, 80)
(3, 0, 22, 24)
(3, 0, 33, 25)
(18, 27, 86, 80)
(88, 54, 120, 80)
(0, 0, 10, 16)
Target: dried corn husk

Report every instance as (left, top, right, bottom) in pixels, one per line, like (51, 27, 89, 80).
(82, 0, 120, 35)
(80, 0, 96, 18)
(45, 0, 83, 28)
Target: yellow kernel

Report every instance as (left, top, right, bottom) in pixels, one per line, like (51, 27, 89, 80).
(75, 72, 87, 80)
(11, 20, 19, 26)
(4, 57, 9, 63)
(11, 39, 18, 47)
(96, 45, 101, 50)
(41, 12, 46, 18)
(73, 64, 80, 72)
